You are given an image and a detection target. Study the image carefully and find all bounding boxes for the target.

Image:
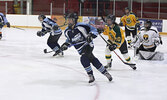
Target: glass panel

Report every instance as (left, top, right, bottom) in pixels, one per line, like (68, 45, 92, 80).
(132, 0, 142, 18)
(142, 1, 158, 19)
(115, 0, 128, 17)
(32, 0, 51, 15)
(0, 1, 6, 14)
(0, 0, 167, 19)
(160, 0, 167, 19)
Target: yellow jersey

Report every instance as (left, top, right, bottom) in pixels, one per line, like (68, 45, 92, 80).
(103, 24, 125, 48)
(120, 13, 139, 30)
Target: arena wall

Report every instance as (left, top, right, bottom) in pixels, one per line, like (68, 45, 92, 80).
(5, 14, 167, 35)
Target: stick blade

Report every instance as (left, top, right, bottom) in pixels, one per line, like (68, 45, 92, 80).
(44, 49, 47, 53)
(123, 62, 137, 70)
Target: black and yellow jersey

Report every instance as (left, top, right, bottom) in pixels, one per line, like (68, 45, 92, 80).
(120, 12, 139, 30)
(103, 24, 125, 48)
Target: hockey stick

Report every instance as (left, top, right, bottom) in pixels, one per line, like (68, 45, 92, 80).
(11, 26, 25, 30)
(0, 22, 25, 30)
(98, 33, 136, 70)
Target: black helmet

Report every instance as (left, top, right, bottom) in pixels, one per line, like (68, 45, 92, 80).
(125, 7, 131, 11)
(144, 19, 152, 30)
(67, 13, 78, 23)
(38, 14, 46, 20)
(106, 14, 116, 24)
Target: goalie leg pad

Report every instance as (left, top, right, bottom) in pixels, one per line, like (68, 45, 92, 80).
(139, 51, 164, 61)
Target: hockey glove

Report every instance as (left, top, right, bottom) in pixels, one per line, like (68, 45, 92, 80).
(86, 32, 97, 43)
(153, 38, 160, 46)
(52, 25, 59, 31)
(60, 42, 70, 51)
(6, 22, 10, 28)
(86, 34, 93, 43)
(108, 44, 117, 51)
(37, 31, 45, 37)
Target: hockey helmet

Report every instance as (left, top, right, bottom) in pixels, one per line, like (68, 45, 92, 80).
(125, 7, 131, 11)
(106, 14, 116, 25)
(144, 19, 152, 30)
(67, 13, 78, 28)
(38, 14, 46, 22)
(67, 13, 78, 22)
(125, 7, 131, 15)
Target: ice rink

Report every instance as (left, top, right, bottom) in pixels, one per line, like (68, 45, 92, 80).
(0, 28, 167, 100)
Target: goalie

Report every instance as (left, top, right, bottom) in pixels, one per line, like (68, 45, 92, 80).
(134, 20, 164, 60)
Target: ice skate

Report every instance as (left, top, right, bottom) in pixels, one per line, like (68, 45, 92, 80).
(88, 74, 95, 85)
(104, 62, 112, 70)
(58, 51, 64, 57)
(104, 59, 112, 70)
(104, 72, 112, 82)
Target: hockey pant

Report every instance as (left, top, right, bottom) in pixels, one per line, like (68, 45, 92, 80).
(105, 40, 131, 63)
(47, 33, 62, 52)
(80, 45, 107, 75)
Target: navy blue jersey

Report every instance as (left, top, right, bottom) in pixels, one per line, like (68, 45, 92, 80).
(41, 17, 62, 35)
(0, 13, 8, 26)
(64, 22, 98, 54)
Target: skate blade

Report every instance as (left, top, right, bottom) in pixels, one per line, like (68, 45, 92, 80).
(58, 53, 64, 57)
(108, 67, 112, 70)
(89, 81, 96, 86)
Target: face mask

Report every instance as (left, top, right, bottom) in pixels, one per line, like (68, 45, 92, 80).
(68, 23, 73, 29)
(68, 18, 75, 29)
(144, 24, 151, 31)
(38, 18, 43, 23)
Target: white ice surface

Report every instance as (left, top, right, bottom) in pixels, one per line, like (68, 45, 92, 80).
(0, 28, 167, 100)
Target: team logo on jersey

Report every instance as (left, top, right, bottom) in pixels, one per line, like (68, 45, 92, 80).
(143, 34, 149, 42)
(109, 32, 114, 41)
(115, 37, 121, 42)
(72, 33, 83, 43)
(126, 18, 131, 24)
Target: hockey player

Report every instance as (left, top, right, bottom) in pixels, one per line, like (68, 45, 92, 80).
(37, 15, 63, 56)
(119, 7, 140, 48)
(134, 20, 163, 60)
(60, 13, 112, 84)
(0, 12, 10, 40)
(103, 14, 133, 69)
